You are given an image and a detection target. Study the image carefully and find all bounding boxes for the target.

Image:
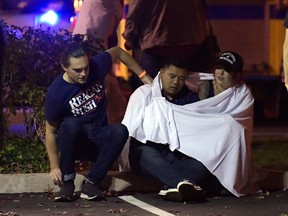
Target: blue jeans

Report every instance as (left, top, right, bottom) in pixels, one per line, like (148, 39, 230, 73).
(57, 117, 128, 184)
(129, 138, 223, 194)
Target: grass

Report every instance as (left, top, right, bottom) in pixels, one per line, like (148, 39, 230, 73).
(252, 137, 288, 171)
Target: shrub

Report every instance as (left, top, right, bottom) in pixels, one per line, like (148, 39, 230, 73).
(0, 20, 104, 173)
(0, 136, 49, 173)
(1, 20, 103, 142)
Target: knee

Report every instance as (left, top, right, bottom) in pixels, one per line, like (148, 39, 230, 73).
(119, 124, 129, 137)
(112, 123, 129, 141)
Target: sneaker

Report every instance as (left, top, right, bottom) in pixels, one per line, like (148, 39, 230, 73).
(54, 181, 75, 202)
(158, 186, 183, 202)
(177, 180, 205, 201)
(80, 180, 106, 201)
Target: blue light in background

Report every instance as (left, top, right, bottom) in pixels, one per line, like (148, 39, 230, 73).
(39, 10, 59, 26)
(70, 16, 75, 23)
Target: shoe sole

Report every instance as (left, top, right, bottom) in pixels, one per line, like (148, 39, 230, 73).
(159, 190, 184, 202)
(54, 194, 76, 202)
(178, 184, 205, 201)
(80, 193, 106, 201)
(158, 188, 178, 196)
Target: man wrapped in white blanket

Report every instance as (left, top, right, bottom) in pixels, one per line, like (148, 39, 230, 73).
(122, 51, 259, 202)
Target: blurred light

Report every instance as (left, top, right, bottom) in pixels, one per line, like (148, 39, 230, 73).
(70, 15, 78, 28)
(70, 16, 75, 23)
(39, 10, 58, 26)
(74, 0, 83, 13)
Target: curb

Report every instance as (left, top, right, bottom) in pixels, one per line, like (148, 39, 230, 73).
(0, 171, 163, 194)
(0, 170, 287, 194)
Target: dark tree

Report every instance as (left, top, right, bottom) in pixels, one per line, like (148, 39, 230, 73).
(0, 23, 7, 149)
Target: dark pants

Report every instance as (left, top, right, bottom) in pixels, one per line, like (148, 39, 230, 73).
(57, 117, 128, 184)
(129, 138, 224, 194)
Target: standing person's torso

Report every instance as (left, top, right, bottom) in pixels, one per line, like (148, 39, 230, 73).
(73, 0, 123, 48)
(125, 0, 209, 52)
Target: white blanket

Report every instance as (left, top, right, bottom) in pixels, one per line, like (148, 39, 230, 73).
(122, 75, 259, 197)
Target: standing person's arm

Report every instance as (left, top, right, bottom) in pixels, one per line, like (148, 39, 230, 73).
(45, 120, 62, 185)
(106, 47, 153, 84)
(283, 28, 288, 90)
(283, 12, 288, 91)
(122, 0, 143, 50)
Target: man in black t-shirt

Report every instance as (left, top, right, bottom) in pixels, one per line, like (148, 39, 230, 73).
(45, 42, 152, 202)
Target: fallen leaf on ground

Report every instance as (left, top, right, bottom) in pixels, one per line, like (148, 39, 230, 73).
(255, 191, 270, 200)
(53, 211, 68, 215)
(0, 212, 21, 216)
(44, 184, 54, 193)
(167, 210, 181, 214)
(255, 195, 266, 200)
(75, 203, 91, 208)
(38, 202, 45, 207)
(107, 208, 130, 213)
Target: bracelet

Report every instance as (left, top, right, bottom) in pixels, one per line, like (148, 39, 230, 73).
(138, 70, 147, 79)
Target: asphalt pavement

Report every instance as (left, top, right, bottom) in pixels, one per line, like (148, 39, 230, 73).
(0, 190, 287, 216)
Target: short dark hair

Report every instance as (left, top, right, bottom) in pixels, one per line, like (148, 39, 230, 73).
(162, 58, 190, 70)
(59, 42, 90, 67)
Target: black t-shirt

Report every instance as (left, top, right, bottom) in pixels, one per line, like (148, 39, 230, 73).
(162, 86, 200, 105)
